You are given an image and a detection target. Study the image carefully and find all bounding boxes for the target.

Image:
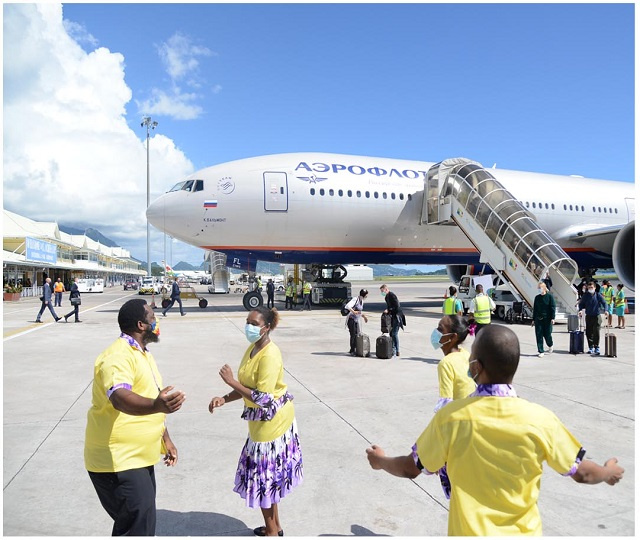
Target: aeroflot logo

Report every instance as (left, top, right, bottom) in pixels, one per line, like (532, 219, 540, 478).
(218, 177, 235, 194)
(296, 161, 428, 179)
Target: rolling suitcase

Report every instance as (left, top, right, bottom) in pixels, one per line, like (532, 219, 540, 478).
(376, 334, 393, 359)
(569, 314, 584, 355)
(604, 325, 617, 357)
(567, 314, 579, 333)
(355, 333, 370, 357)
(381, 313, 392, 334)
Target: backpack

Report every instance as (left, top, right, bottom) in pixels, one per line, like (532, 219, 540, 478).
(340, 297, 355, 316)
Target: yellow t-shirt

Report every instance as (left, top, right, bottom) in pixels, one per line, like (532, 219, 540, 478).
(416, 396, 582, 536)
(437, 347, 475, 401)
(238, 341, 295, 443)
(84, 336, 166, 472)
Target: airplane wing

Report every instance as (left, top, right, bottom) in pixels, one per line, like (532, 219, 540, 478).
(553, 223, 624, 250)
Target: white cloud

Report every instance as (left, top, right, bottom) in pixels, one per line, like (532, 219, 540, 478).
(157, 32, 212, 84)
(3, 4, 195, 262)
(63, 19, 99, 48)
(137, 88, 203, 121)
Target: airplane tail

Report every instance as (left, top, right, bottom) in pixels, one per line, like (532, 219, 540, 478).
(162, 260, 175, 275)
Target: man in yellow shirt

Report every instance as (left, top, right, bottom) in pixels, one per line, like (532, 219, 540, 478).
(85, 298, 186, 536)
(366, 325, 624, 536)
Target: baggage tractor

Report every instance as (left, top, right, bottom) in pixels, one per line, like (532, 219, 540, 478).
(376, 334, 393, 359)
(381, 313, 392, 334)
(605, 325, 617, 357)
(567, 314, 579, 333)
(355, 333, 370, 357)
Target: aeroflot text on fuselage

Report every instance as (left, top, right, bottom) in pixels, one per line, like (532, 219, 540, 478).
(296, 161, 429, 179)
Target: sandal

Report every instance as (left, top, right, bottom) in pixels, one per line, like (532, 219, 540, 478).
(253, 526, 284, 536)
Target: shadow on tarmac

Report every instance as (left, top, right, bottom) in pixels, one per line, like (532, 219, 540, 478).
(319, 524, 389, 536)
(156, 509, 250, 536)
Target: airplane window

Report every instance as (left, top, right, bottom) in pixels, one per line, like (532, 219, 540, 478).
(563, 204, 567, 210)
(338, 189, 343, 197)
(532, 202, 536, 208)
(399, 193, 404, 200)
(280, 187, 284, 194)
(193, 180, 204, 192)
(310, 188, 315, 196)
(357, 191, 361, 198)
(408, 194, 412, 201)
(182, 180, 194, 191)
(169, 181, 186, 192)
(365, 191, 370, 198)
(592, 207, 596, 212)
(391, 193, 396, 200)
(545, 203, 549, 209)
(374, 192, 379, 199)
(347, 190, 352, 197)
(329, 189, 334, 196)
(383, 193, 387, 199)
(603, 207, 607, 213)
(580, 205, 584, 211)
(526, 202, 530, 208)
(598, 207, 601, 212)
(320, 189, 325, 196)
(551, 204, 555, 210)
(538, 202, 542, 208)
(615, 208, 618, 214)
(569, 205, 573, 211)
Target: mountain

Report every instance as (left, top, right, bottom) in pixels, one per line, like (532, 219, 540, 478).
(58, 225, 119, 247)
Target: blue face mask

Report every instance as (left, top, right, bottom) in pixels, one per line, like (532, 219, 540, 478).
(245, 323, 265, 344)
(467, 359, 479, 380)
(430, 328, 453, 350)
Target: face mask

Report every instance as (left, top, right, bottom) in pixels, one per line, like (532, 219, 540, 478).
(430, 328, 453, 350)
(381, 292, 386, 297)
(245, 323, 265, 344)
(588, 288, 595, 294)
(467, 359, 479, 381)
(150, 320, 160, 336)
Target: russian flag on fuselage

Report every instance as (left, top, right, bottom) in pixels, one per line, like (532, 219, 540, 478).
(203, 200, 218, 208)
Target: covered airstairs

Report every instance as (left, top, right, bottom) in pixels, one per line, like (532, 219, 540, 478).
(422, 158, 578, 316)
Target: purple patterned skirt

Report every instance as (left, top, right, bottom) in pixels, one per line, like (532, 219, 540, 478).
(233, 419, 303, 508)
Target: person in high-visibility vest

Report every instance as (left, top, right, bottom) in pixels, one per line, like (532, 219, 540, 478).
(601, 279, 615, 327)
(285, 280, 295, 311)
(53, 277, 66, 307)
(301, 280, 312, 311)
(613, 283, 626, 329)
(469, 284, 495, 335)
(442, 286, 463, 316)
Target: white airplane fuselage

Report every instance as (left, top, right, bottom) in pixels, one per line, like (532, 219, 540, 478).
(146, 153, 635, 285)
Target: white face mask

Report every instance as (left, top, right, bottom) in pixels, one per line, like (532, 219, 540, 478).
(587, 288, 595, 294)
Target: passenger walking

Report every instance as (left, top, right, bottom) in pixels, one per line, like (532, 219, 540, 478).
(63, 277, 82, 323)
(35, 277, 61, 323)
(284, 279, 295, 310)
(301, 279, 312, 311)
(366, 325, 624, 536)
(345, 289, 369, 356)
(53, 277, 65, 307)
(85, 299, 185, 536)
(601, 280, 615, 327)
(613, 284, 626, 329)
(469, 284, 495, 334)
(532, 282, 555, 357)
(380, 284, 405, 357)
(578, 281, 607, 355)
(208, 307, 303, 537)
(266, 279, 275, 309)
(442, 286, 463, 316)
(162, 277, 185, 317)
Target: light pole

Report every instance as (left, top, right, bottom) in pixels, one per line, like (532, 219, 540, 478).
(141, 116, 158, 277)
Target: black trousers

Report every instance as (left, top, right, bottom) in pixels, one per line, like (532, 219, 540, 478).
(267, 293, 274, 308)
(347, 317, 359, 353)
(585, 315, 601, 349)
(88, 466, 156, 536)
(64, 304, 80, 321)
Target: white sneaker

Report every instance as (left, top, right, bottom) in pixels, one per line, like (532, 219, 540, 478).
(548, 347, 553, 354)
(538, 352, 544, 357)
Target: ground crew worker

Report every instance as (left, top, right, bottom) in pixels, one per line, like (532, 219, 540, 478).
(442, 286, 463, 316)
(53, 277, 65, 307)
(469, 284, 495, 334)
(613, 283, 626, 329)
(301, 280, 312, 311)
(285, 279, 295, 310)
(601, 280, 615, 327)
(257, 276, 263, 293)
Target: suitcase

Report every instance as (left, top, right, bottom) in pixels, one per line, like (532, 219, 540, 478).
(605, 331, 617, 357)
(376, 334, 393, 359)
(355, 333, 370, 357)
(567, 314, 579, 333)
(569, 330, 584, 354)
(381, 313, 392, 334)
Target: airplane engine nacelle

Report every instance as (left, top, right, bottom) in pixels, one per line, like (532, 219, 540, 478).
(446, 265, 469, 284)
(612, 220, 635, 291)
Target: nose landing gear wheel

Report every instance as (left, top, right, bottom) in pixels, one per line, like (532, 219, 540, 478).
(243, 291, 264, 310)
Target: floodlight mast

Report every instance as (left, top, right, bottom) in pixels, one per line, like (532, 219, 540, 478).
(141, 116, 158, 277)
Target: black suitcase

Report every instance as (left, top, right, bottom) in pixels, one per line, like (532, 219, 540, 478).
(605, 331, 617, 357)
(569, 330, 584, 354)
(355, 333, 370, 357)
(376, 334, 393, 359)
(381, 313, 392, 334)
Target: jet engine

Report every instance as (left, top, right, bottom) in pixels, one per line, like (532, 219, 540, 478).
(446, 265, 469, 284)
(612, 220, 635, 291)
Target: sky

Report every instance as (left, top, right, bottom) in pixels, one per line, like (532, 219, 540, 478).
(3, 2, 635, 267)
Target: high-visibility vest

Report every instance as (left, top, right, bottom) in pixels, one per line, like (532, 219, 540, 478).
(443, 296, 458, 315)
(286, 285, 294, 297)
(53, 282, 64, 293)
(473, 295, 492, 324)
(303, 282, 311, 294)
(614, 290, 625, 308)
(602, 286, 614, 304)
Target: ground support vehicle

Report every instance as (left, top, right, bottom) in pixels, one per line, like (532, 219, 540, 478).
(161, 282, 208, 309)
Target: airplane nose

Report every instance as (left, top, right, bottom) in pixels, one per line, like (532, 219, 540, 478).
(146, 197, 164, 229)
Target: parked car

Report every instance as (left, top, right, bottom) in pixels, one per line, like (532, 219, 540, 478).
(138, 277, 161, 295)
(124, 281, 138, 290)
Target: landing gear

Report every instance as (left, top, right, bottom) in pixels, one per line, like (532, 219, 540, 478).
(243, 291, 263, 310)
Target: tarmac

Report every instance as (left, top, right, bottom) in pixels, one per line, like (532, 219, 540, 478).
(2, 280, 636, 537)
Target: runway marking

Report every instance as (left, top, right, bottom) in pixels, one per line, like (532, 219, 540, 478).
(2, 294, 135, 342)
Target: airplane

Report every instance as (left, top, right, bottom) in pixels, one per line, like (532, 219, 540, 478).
(146, 152, 635, 306)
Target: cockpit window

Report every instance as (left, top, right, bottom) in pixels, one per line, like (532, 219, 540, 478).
(193, 180, 204, 192)
(169, 181, 186, 192)
(182, 180, 194, 191)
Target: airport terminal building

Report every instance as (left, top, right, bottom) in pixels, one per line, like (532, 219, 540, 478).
(3, 209, 145, 297)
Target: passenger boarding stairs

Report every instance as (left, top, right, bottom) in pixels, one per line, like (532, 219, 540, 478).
(421, 158, 578, 317)
(209, 250, 230, 293)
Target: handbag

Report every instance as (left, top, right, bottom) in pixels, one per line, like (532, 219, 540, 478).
(39, 296, 44, 302)
(70, 296, 82, 306)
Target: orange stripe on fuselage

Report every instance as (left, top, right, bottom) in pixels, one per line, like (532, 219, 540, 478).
(201, 245, 599, 253)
